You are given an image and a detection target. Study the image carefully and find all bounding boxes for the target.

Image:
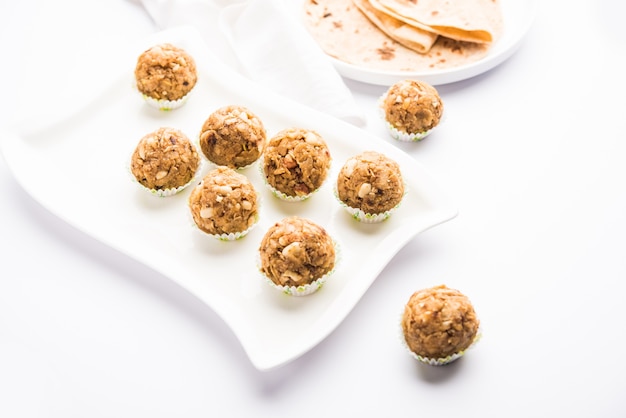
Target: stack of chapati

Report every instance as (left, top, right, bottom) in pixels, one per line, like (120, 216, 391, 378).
(302, 0, 504, 72)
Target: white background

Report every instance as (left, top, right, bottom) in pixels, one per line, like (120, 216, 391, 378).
(1, 0, 625, 416)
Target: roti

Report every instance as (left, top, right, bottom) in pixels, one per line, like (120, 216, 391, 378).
(369, 0, 503, 44)
(352, 0, 439, 54)
(301, 0, 492, 73)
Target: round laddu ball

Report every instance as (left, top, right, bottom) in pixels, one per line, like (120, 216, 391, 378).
(198, 105, 267, 169)
(336, 150, 404, 215)
(134, 43, 197, 101)
(130, 127, 200, 191)
(262, 127, 332, 198)
(259, 216, 335, 288)
(402, 285, 480, 360)
(382, 79, 443, 135)
(188, 166, 259, 236)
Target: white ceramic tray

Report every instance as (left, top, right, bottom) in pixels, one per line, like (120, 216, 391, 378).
(0, 27, 457, 370)
(297, 0, 537, 86)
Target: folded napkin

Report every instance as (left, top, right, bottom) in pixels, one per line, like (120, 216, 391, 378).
(132, 0, 366, 126)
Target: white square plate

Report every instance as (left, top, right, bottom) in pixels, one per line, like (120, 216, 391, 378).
(0, 26, 457, 370)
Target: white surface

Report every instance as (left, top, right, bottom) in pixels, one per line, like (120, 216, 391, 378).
(0, 26, 456, 371)
(327, 0, 538, 86)
(1, 0, 626, 416)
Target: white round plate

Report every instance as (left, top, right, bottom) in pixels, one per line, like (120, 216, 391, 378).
(322, 0, 538, 86)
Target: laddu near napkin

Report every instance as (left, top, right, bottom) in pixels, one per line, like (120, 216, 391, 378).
(132, 0, 365, 126)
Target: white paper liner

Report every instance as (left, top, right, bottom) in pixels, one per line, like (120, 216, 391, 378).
(141, 93, 189, 111)
(377, 93, 442, 142)
(268, 186, 314, 202)
(333, 184, 406, 223)
(127, 157, 204, 198)
(258, 240, 340, 297)
(133, 79, 193, 111)
(199, 220, 259, 241)
(398, 310, 482, 366)
(385, 122, 434, 142)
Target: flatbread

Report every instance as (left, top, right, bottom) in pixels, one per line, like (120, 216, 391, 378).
(369, 0, 503, 44)
(302, 0, 491, 73)
(352, 0, 439, 54)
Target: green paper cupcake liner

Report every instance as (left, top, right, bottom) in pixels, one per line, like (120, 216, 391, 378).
(333, 184, 406, 223)
(127, 157, 204, 198)
(258, 239, 340, 297)
(398, 310, 482, 366)
(377, 93, 441, 142)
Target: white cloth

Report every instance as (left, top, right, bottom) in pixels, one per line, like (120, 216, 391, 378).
(133, 0, 365, 126)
